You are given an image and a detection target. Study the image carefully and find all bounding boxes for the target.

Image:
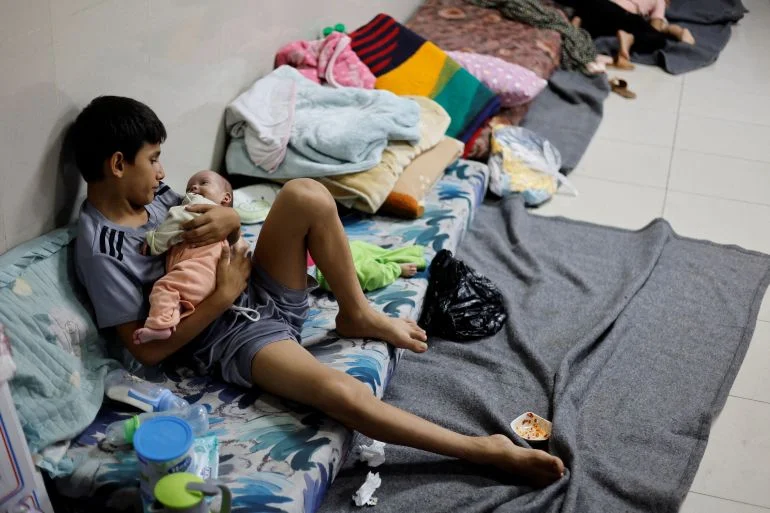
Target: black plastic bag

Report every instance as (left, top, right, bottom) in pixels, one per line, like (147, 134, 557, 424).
(419, 249, 508, 341)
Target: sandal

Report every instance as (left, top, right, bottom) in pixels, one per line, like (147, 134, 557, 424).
(609, 77, 636, 100)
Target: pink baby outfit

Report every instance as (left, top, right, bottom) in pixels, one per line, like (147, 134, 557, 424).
(144, 240, 225, 331)
(274, 32, 376, 89)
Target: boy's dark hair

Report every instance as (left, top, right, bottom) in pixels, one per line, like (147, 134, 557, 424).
(72, 96, 166, 183)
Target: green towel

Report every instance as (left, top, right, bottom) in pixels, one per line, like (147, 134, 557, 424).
(317, 241, 426, 292)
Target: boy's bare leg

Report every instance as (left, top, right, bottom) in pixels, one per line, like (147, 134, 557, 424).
(253, 179, 428, 352)
(615, 30, 636, 70)
(250, 339, 565, 486)
(251, 178, 565, 485)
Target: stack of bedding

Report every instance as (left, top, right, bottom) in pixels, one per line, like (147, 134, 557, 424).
(227, 10, 535, 219)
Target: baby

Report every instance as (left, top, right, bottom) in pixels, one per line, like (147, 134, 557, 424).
(133, 170, 245, 344)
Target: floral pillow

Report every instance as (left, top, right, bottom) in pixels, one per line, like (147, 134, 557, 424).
(447, 51, 547, 108)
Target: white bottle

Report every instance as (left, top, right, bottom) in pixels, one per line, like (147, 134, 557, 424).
(104, 369, 189, 412)
(104, 404, 209, 445)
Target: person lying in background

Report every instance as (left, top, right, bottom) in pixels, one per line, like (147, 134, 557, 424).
(566, 0, 695, 69)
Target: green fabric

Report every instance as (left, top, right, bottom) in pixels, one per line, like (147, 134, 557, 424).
(434, 67, 483, 139)
(465, 0, 597, 71)
(317, 241, 426, 292)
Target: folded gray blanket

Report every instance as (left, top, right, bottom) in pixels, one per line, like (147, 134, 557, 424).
(521, 70, 609, 174)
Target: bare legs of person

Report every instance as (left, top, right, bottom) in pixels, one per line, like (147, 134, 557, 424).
(664, 23, 695, 44)
(249, 179, 565, 486)
(615, 30, 636, 70)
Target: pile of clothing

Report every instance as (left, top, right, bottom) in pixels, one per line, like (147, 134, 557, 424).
(225, 7, 567, 216)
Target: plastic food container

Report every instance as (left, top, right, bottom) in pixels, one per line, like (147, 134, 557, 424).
(510, 411, 552, 442)
(134, 416, 195, 505)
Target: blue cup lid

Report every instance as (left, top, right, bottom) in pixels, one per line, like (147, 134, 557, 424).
(134, 417, 193, 462)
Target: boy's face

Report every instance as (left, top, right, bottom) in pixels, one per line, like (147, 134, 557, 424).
(186, 170, 231, 206)
(119, 142, 165, 206)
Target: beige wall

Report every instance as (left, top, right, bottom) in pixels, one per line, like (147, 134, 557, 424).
(0, 0, 420, 254)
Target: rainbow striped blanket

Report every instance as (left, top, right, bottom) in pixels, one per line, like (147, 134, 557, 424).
(350, 14, 500, 143)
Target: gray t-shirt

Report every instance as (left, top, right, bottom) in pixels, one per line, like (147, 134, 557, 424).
(75, 183, 182, 328)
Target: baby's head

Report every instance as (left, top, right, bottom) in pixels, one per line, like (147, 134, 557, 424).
(186, 170, 233, 207)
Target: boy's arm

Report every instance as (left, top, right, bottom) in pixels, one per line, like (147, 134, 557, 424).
(115, 291, 233, 366)
(182, 205, 241, 247)
(116, 243, 251, 366)
(147, 205, 197, 255)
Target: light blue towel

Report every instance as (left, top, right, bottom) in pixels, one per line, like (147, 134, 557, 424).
(0, 227, 118, 469)
(225, 65, 421, 179)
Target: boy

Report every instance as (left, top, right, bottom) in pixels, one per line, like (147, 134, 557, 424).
(73, 96, 564, 485)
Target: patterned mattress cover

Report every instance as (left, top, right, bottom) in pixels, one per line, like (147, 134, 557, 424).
(56, 161, 489, 513)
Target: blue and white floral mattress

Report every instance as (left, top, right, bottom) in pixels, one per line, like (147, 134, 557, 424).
(57, 161, 489, 512)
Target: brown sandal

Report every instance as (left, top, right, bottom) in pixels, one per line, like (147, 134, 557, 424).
(609, 77, 637, 100)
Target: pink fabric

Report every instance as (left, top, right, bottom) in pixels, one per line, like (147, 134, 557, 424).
(145, 241, 225, 330)
(611, 0, 666, 19)
(275, 33, 376, 89)
(447, 51, 547, 108)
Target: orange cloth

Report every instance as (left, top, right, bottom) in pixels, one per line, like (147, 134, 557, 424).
(144, 241, 225, 330)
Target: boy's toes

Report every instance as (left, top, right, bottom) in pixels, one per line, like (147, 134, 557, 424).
(411, 325, 427, 341)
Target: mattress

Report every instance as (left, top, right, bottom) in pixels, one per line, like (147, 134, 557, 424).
(55, 160, 490, 513)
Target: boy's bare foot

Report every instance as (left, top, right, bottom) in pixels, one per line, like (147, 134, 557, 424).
(133, 327, 173, 344)
(477, 434, 565, 487)
(400, 263, 418, 278)
(336, 309, 428, 353)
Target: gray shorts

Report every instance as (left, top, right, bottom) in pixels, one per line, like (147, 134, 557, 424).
(187, 264, 316, 387)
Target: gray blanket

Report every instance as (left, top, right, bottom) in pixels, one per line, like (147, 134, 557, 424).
(319, 199, 770, 513)
(594, 0, 746, 74)
(521, 70, 609, 174)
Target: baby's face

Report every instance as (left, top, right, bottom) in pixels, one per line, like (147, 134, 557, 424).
(186, 170, 230, 205)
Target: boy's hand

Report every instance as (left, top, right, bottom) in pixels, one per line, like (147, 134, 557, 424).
(214, 244, 250, 304)
(182, 205, 240, 248)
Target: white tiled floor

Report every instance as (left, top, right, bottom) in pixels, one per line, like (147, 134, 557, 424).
(534, 2, 770, 510)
